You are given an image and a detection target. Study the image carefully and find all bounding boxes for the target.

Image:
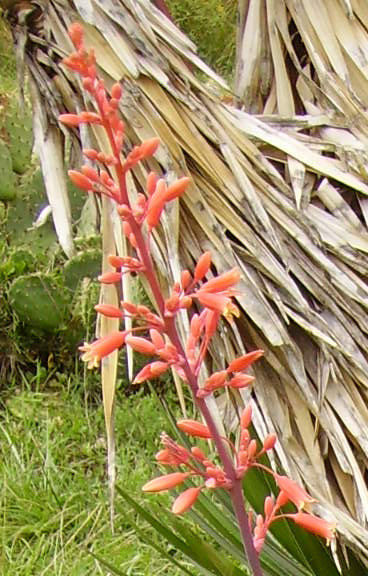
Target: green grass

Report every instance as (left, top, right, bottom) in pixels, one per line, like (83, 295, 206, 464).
(167, 0, 237, 81)
(0, 376, 186, 575)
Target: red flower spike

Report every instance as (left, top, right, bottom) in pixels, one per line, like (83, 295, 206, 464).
(95, 304, 123, 318)
(98, 271, 122, 284)
(177, 420, 212, 439)
(240, 404, 252, 429)
(142, 472, 190, 493)
(80, 331, 126, 369)
(59, 113, 82, 126)
(68, 170, 93, 191)
(164, 177, 190, 202)
(68, 22, 84, 50)
(227, 350, 264, 373)
(146, 171, 158, 196)
(200, 267, 241, 293)
(275, 475, 316, 510)
(81, 165, 99, 181)
(172, 487, 202, 515)
(203, 370, 228, 392)
(194, 251, 212, 282)
(133, 361, 169, 384)
(125, 335, 156, 355)
(228, 374, 254, 389)
(288, 513, 335, 543)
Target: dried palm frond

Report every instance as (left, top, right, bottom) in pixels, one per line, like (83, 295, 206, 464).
(3, 0, 368, 564)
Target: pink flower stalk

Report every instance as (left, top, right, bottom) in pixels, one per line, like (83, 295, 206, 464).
(63, 23, 335, 576)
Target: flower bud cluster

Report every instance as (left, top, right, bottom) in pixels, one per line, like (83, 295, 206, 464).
(142, 429, 232, 515)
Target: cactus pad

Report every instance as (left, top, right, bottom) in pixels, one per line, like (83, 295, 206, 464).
(5, 168, 58, 253)
(63, 249, 101, 290)
(2, 100, 33, 174)
(9, 274, 70, 332)
(0, 138, 16, 200)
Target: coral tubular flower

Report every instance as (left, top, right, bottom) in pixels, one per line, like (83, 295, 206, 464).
(59, 113, 83, 126)
(275, 475, 316, 510)
(142, 472, 190, 493)
(176, 419, 212, 439)
(262, 434, 277, 452)
(228, 374, 254, 389)
(203, 370, 228, 392)
(288, 513, 336, 543)
(172, 487, 202, 515)
(194, 251, 212, 282)
(164, 177, 190, 202)
(133, 361, 169, 384)
(68, 170, 93, 190)
(98, 272, 122, 284)
(94, 304, 123, 318)
(200, 267, 241, 293)
(195, 291, 233, 314)
(240, 404, 252, 429)
(68, 22, 84, 49)
(125, 335, 156, 355)
(227, 350, 264, 373)
(79, 331, 126, 369)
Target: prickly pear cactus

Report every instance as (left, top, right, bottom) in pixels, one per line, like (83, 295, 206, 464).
(63, 249, 101, 290)
(0, 138, 16, 200)
(1, 100, 33, 174)
(5, 168, 58, 253)
(9, 273, 70, 332)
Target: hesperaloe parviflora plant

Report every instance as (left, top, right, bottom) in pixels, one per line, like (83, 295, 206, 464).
(60, 23, 336, 576)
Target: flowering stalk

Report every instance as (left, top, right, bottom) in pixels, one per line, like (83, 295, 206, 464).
(61, 23, 335, 576)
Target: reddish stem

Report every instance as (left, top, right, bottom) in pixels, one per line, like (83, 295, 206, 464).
(99, 97, 263, 576)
